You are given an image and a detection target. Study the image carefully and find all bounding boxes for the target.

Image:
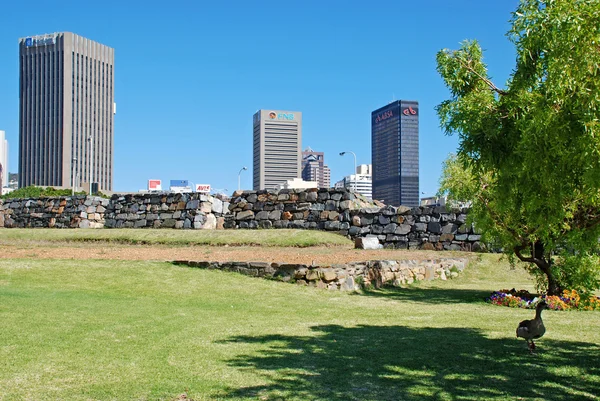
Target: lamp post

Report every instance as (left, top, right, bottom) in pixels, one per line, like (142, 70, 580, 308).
(72, 157, 77, 196)
(238, 166, 248, 191)
(339, 151, 357, 192)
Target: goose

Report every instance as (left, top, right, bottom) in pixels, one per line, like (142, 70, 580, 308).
(516, 300, 548, 353)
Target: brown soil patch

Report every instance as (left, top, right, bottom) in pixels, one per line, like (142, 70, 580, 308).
(0, 242, 469, 265)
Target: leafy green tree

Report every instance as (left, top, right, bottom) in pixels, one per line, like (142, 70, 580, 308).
(436, 0, 600, 296)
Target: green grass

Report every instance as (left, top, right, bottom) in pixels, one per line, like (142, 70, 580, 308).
(0, 228, 352, 247)
(1, 254, 599, 400)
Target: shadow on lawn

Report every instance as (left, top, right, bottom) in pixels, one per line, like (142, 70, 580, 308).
(218, 324, 599, 401)
(358, 286, 491, 304)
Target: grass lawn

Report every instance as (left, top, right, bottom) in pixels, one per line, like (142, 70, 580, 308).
(1, 253, 599, 400)
(0, 228, 352, 247)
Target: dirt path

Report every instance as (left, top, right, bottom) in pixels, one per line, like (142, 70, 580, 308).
(0, 242, 469, 265)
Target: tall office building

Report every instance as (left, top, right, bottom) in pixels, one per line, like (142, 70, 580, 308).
(19, 32, 115, 192)
(302, 147, 330, 188)
(371, 100, 419, 206)
(253, 110, 302, 190)
(335, 164, 373, 199)
(0, 130, 8, 189)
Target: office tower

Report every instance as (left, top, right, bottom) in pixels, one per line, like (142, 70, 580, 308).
(336, 164, 372, 199)
(371, 100, 419, 206)
(253, 110, 302, 190)
(302, 147, 331, 188)
(18, 32, 115, 192)
(0, 130, 8, 189)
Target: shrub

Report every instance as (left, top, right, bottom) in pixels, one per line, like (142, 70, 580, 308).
(486, 289, 600, 311)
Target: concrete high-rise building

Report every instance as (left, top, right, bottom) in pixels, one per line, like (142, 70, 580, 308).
(335, 164, 372, 199)
(253, 110, 302, 190)
(302, 147, 330, 188)
(371, 100, 419, 207)
(0, 130, 8, 189)
(18, 32, 115, 192)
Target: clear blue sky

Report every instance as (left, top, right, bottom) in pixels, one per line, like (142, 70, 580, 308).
(0, 0, 520, 195)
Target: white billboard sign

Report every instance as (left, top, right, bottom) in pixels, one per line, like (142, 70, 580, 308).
(195, 184, 211, 193)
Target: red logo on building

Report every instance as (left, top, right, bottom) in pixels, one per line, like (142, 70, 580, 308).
(403, 107, 417, 116)
(375, 110, 394, 124)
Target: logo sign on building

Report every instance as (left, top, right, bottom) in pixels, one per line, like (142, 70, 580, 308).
(148, 179, 162, 191)
(195, 184, 211, 193)
(170, 179, 189, 187)
(375, 110, 394, 124)
(402, 106, 417, 116)
(25, 35, 56, 47)
(268, 111, 295, 121)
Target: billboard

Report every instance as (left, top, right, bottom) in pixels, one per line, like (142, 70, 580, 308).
(148, 179, 161, 191)
(169, 179, 188, 187)
(195, 184, 211, 193)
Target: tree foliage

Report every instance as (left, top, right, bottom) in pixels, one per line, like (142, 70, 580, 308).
(436, 0, 600, 295)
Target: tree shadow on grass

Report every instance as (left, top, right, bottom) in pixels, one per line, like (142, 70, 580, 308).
(357, 286, 492, 305)
(217, 324, 599, 401)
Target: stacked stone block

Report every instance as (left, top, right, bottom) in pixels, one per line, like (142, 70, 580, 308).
(103, 192, 230, 229)
(173, 257, 469, 291)
(0, 189, 483, 252)
(0, 196, 107, 228)
(226, 189, 482, 251)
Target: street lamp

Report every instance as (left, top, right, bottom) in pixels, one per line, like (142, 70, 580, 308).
(339, 151, 357, 192)
(72, 157, 77, 196)
(238, 166, 248, 191)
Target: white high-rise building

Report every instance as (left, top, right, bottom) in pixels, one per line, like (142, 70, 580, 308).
(336, 164, 372, 199)
(0, 130, 8, 189)
(252, 110, 302, 190)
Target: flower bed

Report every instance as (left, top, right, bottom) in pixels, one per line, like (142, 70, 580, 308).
(487, 288, 600, 311)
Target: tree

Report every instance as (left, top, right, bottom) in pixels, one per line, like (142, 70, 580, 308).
(436, 0, 600, 296)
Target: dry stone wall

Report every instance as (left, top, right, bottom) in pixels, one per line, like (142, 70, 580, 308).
(0, 189, 483, 252)
(0, 196, 107, 228)
(172, 257, 469, 291)
(103, 192, 229, 229)
(226, 189, 482, 251)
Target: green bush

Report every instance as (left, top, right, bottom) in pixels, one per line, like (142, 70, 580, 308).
(2, 186, 108, 199)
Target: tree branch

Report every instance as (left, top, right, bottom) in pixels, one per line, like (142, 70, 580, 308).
(456, 57, 508, 96)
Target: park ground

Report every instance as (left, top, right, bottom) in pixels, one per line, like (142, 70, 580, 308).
(0, 229, 598, 401)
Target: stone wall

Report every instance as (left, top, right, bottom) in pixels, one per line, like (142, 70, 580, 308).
(0, 189, 483, 252)
(172, 257, 469, 291)
(103, 192, 230, 229)
(0, 196, 107, 228)
(225, 189, 482, 251)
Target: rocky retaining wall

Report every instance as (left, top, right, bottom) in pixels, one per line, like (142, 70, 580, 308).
(103, 193, 230, 229)
(172, 257, 469, 291)
(226, 189, 482, 251)
(0, 189, 483, 252)
(0, 196, 108, 228)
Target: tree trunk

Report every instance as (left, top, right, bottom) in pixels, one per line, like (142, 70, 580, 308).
(534, 258, 562, 296)
(514, 241, 563, 296)
(532, 241, 562, 296)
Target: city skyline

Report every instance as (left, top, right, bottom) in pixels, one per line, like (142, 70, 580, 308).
(0, 1, 520, 195)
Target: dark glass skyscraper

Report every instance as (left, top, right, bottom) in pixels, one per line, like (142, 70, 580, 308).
(371, 100, 419, 207)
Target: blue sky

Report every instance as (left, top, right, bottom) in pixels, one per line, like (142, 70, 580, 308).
(0, 0, 519, 195)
